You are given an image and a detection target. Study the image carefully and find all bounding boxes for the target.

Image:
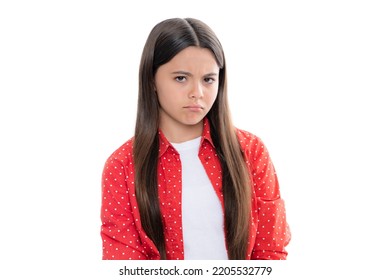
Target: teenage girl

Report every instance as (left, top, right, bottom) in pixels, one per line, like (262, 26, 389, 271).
(101, 18, 290, 260)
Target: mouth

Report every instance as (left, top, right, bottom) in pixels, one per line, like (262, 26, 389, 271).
(184, 105, 203, 109)
(183, 105, 204, 112)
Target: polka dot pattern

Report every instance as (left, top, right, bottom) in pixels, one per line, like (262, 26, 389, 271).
(101, 119, 290, 260)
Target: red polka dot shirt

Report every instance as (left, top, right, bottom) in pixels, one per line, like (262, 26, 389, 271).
(101, 119, 290, 260)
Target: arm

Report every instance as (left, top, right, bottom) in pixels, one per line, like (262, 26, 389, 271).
(100, 157, 147, 260)
(246, 136, 291, 260)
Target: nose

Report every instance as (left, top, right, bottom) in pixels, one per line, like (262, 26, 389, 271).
(189, 81, 203, 99)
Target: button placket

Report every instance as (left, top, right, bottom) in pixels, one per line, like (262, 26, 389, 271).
(159, 149, 184, 259)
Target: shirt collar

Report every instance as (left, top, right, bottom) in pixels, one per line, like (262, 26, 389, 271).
(158, 118, 215, 157)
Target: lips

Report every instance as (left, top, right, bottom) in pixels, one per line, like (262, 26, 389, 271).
(184, 105, 203, 109)
(183, 104, 204, 112)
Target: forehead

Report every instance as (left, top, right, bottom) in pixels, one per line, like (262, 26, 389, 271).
(161, 46, 219, 72)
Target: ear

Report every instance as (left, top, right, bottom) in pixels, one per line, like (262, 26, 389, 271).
(153, 82, 157, 94)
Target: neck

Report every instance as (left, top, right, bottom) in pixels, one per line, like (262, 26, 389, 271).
(159, 120, 203, 143)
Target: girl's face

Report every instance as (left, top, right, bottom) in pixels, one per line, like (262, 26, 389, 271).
(155, 46, 219, 142)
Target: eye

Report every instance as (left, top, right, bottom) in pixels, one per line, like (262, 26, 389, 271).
(175, 76, 187, 82)
(204, 77, 215, 84)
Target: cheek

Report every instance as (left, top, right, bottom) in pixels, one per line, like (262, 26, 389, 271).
(156, 84, 171, 103)
(157, 82, 178, 99)
(157, 88, 179, 108)
(207, 87, 219, 103)
(156, 92, 169, 107)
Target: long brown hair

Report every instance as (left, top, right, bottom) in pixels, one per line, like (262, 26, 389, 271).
(134, 18, 251, 259)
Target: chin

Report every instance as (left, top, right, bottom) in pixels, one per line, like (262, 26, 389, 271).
(183, 117, 204, 126)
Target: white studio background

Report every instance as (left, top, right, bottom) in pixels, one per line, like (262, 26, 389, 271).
(0, 0, 389, 279)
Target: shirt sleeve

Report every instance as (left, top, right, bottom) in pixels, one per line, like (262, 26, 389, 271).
(100, 157, 147, 260)
(247, 136, 291, 260)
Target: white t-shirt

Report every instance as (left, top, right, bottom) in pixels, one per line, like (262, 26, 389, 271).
(171, 137, 228, 260)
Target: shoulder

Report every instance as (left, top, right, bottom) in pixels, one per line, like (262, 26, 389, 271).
(104, 137, 135, 169)
(235, 127, 267, 155)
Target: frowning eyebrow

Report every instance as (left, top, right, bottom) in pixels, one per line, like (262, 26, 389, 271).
(171, 70, 218, 77)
